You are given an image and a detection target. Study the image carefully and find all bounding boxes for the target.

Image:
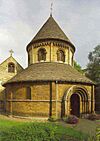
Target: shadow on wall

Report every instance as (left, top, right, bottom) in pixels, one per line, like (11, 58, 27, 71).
(95, 84, 100, 114)
(0, 89, 6, 112)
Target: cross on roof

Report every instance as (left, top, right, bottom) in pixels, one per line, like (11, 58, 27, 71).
(50, 2, 53, 17)
(9, 49, 14, 56)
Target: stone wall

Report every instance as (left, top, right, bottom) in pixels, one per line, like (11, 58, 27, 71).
(5, 81, 94, 118)
(5, 82, 52, 117)
(27, 41, 74, 66)
(0, 56, 23, 111)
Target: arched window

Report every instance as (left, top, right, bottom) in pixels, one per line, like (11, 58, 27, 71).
(26, 87, 31, 99)
(8, 62, 15, 73)
(57, 50, 65, 62)
(38, 48, 46, 61)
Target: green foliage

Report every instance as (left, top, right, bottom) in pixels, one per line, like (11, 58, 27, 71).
(0, 122, 88, 141)
(96, 127, 100, 141)
(74, 61, 83, 73)
(86, 45, 100, 84)
(87, 135, 96, 141)
(0, 119, 21, 128)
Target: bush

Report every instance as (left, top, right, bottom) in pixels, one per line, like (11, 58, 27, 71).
(87, 113, 100, 121)
(96, 127, 100, 141)
(63, 115, 79, 124)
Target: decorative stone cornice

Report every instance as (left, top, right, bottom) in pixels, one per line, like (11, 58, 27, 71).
(27, 40, 75, 53)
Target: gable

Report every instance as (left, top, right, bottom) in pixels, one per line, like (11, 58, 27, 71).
(0, 56, 23, 72)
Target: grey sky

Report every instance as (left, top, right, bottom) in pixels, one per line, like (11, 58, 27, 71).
(0, 0, 100, 68)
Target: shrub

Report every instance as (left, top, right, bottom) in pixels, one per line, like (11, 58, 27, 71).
(87, 135, 96, 141)
(96, 127, 100, 141)
(87, 113, 100, 121)
(63, 115, 79, 124)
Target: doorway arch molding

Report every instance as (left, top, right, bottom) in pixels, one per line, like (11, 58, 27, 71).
(62, 85, 90, 116)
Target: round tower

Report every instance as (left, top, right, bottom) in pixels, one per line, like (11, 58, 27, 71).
(27, 16, 75, 66)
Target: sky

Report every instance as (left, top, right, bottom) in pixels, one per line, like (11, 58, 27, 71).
(0, 0, 100, 68)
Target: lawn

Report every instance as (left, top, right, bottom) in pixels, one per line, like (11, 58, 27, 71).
(0, 118, 23, 131)
(0, 115, 99, 141)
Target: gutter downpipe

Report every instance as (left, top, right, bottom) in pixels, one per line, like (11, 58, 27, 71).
(56, 81, 58, 119)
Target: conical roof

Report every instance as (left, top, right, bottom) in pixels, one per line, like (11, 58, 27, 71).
(27, 16, 75, 49)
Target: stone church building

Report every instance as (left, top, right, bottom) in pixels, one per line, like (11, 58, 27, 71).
(0, 52, 23, 111)
(1, 15, 95, 118)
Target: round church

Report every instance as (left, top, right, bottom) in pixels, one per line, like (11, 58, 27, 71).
(3, 15, 95, 118)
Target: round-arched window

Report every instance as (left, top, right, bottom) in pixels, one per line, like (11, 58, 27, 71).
(57, 50, 65, 62)
(38, 48, 46, 61)
(8, 62, 15, 73)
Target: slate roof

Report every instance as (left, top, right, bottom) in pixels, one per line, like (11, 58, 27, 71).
(27, 16, 75, 50)
(4, 62, 93, 86)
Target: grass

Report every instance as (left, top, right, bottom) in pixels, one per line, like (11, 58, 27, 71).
(0, 116, 88, 141)
(0, 115, 99, 141)
(0, 118, 23, 131)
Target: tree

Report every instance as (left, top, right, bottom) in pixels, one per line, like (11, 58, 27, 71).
(74, 61, 83, 73)
(86, 45, 100, 84)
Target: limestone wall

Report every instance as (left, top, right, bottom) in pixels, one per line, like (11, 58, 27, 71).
(5, 82, 52, 117)
(27, 41, 74, 66)
(5, 82, 94, 118)
(0, 56, 23, 111)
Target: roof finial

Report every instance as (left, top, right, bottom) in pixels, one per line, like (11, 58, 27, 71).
(9, 49, 14, 56)
(50, 2, 53, 17)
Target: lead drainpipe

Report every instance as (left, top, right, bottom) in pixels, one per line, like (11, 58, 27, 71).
(10, 91, 13, 117)
(50, 43, 52, 62)
(68, 47, 70, 65)
(56, 81, 58, 119)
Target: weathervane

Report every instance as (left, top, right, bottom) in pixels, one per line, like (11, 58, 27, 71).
(50, 2, 53, 16)
(9, 49, 14, 56)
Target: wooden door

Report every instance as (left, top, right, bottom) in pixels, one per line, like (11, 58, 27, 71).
(70, 94, 80, 117)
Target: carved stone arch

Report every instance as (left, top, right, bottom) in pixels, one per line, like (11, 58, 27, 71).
(63, 85, 89, 101)
(61, 85, 89, 117)
(73, 87, 88, 102)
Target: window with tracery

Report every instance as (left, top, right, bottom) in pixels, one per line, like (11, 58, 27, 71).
(38, 48, 46, 61)
(57, 50, 65, 62)
(8, 62, 15, 73)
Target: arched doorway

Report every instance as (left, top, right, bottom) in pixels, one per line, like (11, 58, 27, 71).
(62, 86, 89, 118)
(70, 94, 80, 117)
